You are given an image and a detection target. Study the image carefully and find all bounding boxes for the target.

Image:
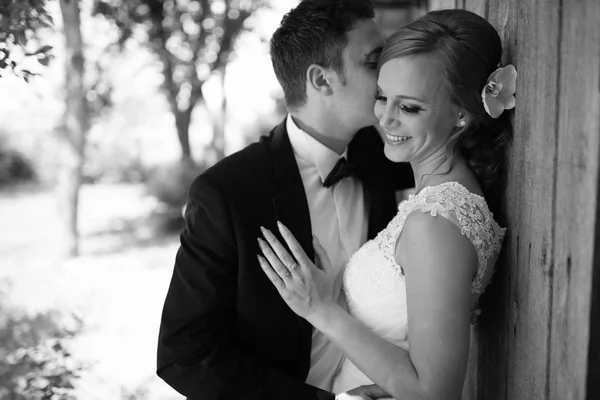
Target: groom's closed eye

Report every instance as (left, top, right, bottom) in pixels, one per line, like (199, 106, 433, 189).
(364, 47, 383, 69)
(364, 58, 378, 69)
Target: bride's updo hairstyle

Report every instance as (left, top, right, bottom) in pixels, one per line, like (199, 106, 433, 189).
(379, 9, 512, 214)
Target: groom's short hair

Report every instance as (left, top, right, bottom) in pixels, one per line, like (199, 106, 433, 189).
(270, 0, 375, 110)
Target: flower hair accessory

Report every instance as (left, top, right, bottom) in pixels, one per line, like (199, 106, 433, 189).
(481, 64, 517, 118)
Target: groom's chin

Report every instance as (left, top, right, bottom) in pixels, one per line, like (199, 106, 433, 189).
(373, 124, 386, 139)
(354, 116, 379, 132)
(362, 110, 378, 122)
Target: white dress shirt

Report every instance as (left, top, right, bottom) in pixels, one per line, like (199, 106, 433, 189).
(286, 114, 369, 391)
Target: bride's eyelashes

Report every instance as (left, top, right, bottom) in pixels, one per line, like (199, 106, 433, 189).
(399, 104, 422, 115)
(375, 90, 423, 115)
(374, 93, 387, 106)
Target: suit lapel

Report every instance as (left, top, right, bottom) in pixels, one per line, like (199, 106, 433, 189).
(348, 126, 392, 240)
(366, 182, 389, 240)
(264, 120, 314, 365)
(268, 121, 315, 262)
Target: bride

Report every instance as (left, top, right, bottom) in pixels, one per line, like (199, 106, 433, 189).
(257, 9, 515, 400)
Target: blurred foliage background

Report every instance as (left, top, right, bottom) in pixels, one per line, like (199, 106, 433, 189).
(0, 0, 424, 398)
(0, 0, 292, 398)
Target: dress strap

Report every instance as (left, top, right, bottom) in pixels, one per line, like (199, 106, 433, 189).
(377, 182, 506, 294)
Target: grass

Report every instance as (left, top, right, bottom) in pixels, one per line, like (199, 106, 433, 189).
(0, 183, 184, 400)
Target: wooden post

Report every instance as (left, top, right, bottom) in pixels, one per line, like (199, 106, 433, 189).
(428, 0, 459, 10)
(433, 1, 600, 399)
(476, 0, 599, 399)
(549, 1, 600, 399)
(462, 0, 486, 16)
(588, 205, 600, 400)
(480, 1, 560, 399)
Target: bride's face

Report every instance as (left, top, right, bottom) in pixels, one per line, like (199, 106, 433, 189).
(374, 55, 459, 164)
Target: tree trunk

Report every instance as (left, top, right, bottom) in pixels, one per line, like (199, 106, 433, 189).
(175, 108, 193, 165)
(57, 0, 87, 257)
(156, 44, 201, 166)
(209, 69, 227, 161)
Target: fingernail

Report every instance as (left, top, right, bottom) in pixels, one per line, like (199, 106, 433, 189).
(257, 238, 264, 248)
(277, 221, 285, 232)
(260, 226, 267, 236)
(261, 228, 273, 242)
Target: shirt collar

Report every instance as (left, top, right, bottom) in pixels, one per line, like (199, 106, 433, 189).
(286, 114, 348, 185)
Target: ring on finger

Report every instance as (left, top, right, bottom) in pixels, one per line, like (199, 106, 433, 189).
(287, 261, 298, 272)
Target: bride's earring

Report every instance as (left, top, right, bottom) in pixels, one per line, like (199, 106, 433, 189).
(457, 112, 466, 127)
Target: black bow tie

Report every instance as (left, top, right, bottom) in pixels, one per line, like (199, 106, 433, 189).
(323, 157, 356, 188)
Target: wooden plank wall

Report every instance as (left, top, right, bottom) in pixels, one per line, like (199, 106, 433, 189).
(484, 1, 556, 399)
(550, 1, 599, 399)
(428, 1, 599, 399)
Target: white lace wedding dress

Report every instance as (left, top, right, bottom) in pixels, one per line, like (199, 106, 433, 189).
(332, 182, 506, 394)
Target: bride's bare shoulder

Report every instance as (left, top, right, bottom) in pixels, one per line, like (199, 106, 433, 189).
(396, 207, 478, 279)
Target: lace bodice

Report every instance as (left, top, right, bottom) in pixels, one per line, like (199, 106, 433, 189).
(377, 181, 505, 294)
(332, 182, 506, 394)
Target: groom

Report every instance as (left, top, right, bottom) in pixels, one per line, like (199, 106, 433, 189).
(156, 0, 414, 399)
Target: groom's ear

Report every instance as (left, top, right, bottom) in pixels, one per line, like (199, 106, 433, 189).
(306, 64, 334, 96)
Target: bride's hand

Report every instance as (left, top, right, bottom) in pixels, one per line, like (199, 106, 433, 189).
(257, 222, 336, 322)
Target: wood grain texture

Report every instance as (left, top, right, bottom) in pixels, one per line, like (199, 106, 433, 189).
(587, 183, 600, 400)
(427, 0, 457, 11)
(549, 1, 600, 399)
(478, 1, 599, 400)
(504, 2, 560, 400)
(461, 0, 486, 16)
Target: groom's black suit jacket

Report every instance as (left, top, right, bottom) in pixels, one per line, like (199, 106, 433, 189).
(157, 119, 414, 400)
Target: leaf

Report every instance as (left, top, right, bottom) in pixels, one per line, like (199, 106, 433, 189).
(25, 44, 52, 56)
(37, 56, 49, 66)
(21, 69, 34, 79)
